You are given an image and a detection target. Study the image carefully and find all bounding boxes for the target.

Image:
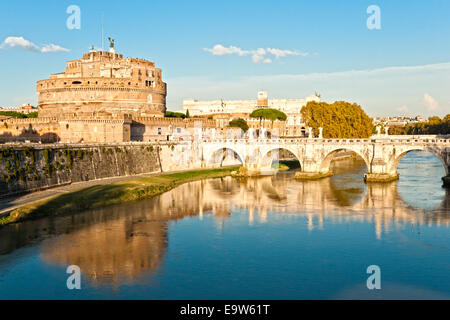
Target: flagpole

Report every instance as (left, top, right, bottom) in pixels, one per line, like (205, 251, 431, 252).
(101, 13, 104, 51)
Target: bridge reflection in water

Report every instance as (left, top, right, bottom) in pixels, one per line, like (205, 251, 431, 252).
(0, 156, 448, 286)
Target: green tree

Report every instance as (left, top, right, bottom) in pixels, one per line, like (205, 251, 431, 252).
(186, 109, 190, 118)
(250, 108, 287, 128)
(301, 101, 373, 138)
(389, 114, 450, 135)
(228, 118, 249, 132)
(0, 111, 28, 118)
(0, 111, 38, 118)
(165, 111, 186, 119)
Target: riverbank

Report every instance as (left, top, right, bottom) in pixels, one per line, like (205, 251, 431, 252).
(0, 167, 238, 227)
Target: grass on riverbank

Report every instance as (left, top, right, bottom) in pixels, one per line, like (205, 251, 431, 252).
(271, 163, 290, 171)
(0, 167, 238, 227)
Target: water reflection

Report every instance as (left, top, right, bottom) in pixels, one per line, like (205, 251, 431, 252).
(0, 154, 448, 287)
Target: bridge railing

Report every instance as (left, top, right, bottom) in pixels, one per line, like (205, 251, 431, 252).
(200, 137, 449, 145)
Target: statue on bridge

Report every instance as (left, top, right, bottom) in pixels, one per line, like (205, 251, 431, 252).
(376, 125, 382, 136)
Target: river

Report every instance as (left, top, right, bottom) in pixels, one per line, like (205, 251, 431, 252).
(0, 151, 449, 299)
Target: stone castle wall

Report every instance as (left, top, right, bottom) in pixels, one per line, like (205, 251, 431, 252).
(0, 116, 216, 144)
(37, 79, 166, 118)
(0, 117, 60, 143)
(0, 144, 165, 197)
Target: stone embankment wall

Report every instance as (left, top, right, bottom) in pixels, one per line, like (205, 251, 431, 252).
(0, 143, 176, 197)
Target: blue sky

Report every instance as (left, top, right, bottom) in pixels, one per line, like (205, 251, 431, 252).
(0, 0, 449, 117)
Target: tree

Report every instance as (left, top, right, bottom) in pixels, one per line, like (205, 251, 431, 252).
(0, 111, 30, 118)
(300, 101, 373, 138)
(389, 115, 450, 135)
(165, 111, 186, 119)
(228, 118, 249, 132)
(250, 108, 287, 129)
(186, 109, 190, 118)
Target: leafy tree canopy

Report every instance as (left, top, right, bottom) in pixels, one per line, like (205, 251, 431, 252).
(165, 111, 186, 119)
(228, 118, 249, 132)
(250, 108, 287, 122)
(301, 101, 373, 138)
(389, 114, 450, 135)
(0, 111, 38, 119)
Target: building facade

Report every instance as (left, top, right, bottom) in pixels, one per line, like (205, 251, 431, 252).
(182, 91, 319, 117)
(184, 91, 317, 137)
(0, 104, 37, 114)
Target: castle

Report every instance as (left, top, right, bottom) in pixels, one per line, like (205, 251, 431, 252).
(37, 47, 167, 118)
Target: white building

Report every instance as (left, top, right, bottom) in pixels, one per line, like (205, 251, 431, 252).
(182, 91, 320, 117)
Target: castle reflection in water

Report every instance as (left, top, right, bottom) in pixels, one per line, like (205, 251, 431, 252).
(0, 158, 448, 286)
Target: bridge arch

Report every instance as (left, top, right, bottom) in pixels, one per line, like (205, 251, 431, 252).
(260, 147, 303, 169)
(393, 147, 449, 176)
(319, 148, 370, 173)
(206, 147, 244, 167)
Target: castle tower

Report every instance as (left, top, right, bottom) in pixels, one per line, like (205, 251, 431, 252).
(36, 49, 167, 118)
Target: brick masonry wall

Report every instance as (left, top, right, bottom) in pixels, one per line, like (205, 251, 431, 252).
(0, 144, 163, 197)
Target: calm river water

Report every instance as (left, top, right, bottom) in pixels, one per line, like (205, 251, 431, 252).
(0, 151, 449, 299)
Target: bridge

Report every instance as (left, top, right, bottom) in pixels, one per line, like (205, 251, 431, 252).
(195, 135, 450, 184)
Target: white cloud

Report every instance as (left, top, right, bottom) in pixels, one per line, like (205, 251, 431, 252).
(41, 44, 70, 53)
(252, 54, 264, 64)
(203, 44, 307, 64)
(1, 36, 69, 53)
(1, 36, 40, 52)
(204, 44, 249, 56)
(267, 48, 307, 58)
(424, 93, 439, 112)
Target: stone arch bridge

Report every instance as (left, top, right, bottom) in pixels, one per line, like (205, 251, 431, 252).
(197, 135, 450, 183)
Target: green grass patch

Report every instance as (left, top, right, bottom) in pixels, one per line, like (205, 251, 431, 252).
(271, 163, 290, 171)
(1, 167, 239, 227)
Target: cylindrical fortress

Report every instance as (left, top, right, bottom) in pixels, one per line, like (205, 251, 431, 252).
(37, 50, 167, 118)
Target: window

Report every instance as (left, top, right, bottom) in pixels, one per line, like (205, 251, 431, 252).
(158, 128, 162, 135)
